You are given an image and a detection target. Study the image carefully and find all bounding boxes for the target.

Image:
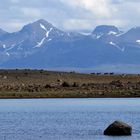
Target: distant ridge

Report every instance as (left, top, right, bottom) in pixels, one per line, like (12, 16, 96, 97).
(0, 19, 140, 73)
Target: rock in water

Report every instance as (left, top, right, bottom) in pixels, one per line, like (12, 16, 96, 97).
(104, 120, 132, 136)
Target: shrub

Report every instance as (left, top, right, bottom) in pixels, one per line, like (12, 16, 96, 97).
(44, 84, 51, 88)
(72, 82, 79, 87)
(110, 80, 123, 87)
(62, 81, 70, 87)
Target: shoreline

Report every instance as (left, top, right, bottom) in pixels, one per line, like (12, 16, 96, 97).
(0, 91, 139, 99)
(0, 97, 140, 99)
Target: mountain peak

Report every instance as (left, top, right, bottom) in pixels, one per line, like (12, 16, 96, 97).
(1, 20, 140, 73)
(92, 25, 120, 35)
(34, 19, 53, 26)
(119, 26, 140, 42)
(128, 26, 140, 33)
(20, 19, 54, 33)
(37, 19, 47, 23)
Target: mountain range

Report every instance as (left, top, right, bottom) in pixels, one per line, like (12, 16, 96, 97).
(0, 19, 140, 73)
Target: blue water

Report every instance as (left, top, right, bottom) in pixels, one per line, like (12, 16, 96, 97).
(0, 98, 139, 140)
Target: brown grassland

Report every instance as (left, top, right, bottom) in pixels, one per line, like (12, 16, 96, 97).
(0, 69, 140, 98)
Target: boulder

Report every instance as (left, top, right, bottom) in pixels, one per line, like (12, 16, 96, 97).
(104, 120, 132, 136)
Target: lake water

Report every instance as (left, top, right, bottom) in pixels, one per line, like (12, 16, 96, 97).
(0, 98, 140, 140)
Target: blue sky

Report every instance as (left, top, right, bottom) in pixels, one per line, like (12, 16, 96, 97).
(1, 0, 140, 32)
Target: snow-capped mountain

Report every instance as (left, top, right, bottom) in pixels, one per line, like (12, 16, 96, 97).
(1, 19, 140, 73)
(0, 19, 74, 56)
(0, 19, 85, 66)
(92, 25, 121, 39)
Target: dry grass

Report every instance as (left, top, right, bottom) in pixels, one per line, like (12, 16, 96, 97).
(0, 69, 139, 98)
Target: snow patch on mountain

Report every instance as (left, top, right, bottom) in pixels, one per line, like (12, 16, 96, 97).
(109, 42, 116, 46)
(136, 40, 140, 44)
(46, 28, 53, 38)
(48, 39, 52, 42)
(109, 42, 125, 52)
(93, 30, 118, 39)
(3, 44, 6, 49)
(40, 23, 47, 31)
(35, 38, 46, 48)
(6, 52, 10, 56)
(34, 26, 53, 48)
(40, 23, 53, 37)
(93, 33, 103, 39)
(17, 44, 23, 50)
(6, 46, 14, 51)
(116, 32, 125, 37)
(96, 35, 102, 39)
(108, 31, 117, 35)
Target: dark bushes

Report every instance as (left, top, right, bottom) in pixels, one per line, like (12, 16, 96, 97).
(110, 80, 123, 87)
(62, 81, 70, 87)
(72, 82, 79, 87)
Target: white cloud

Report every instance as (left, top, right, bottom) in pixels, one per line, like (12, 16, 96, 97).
(59, 0, 124, 30)
(11, 0, 19, 4)
(59, 0, 140, 30)
(0, 20, 27, 32)
(21, 8, 42, 18)
(63, 19, 93, 31)
(1, 0, 140, 32)
(60, 0, 112, 18)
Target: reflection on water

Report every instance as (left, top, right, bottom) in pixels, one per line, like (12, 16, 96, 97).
(0, 98, 139, 140)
